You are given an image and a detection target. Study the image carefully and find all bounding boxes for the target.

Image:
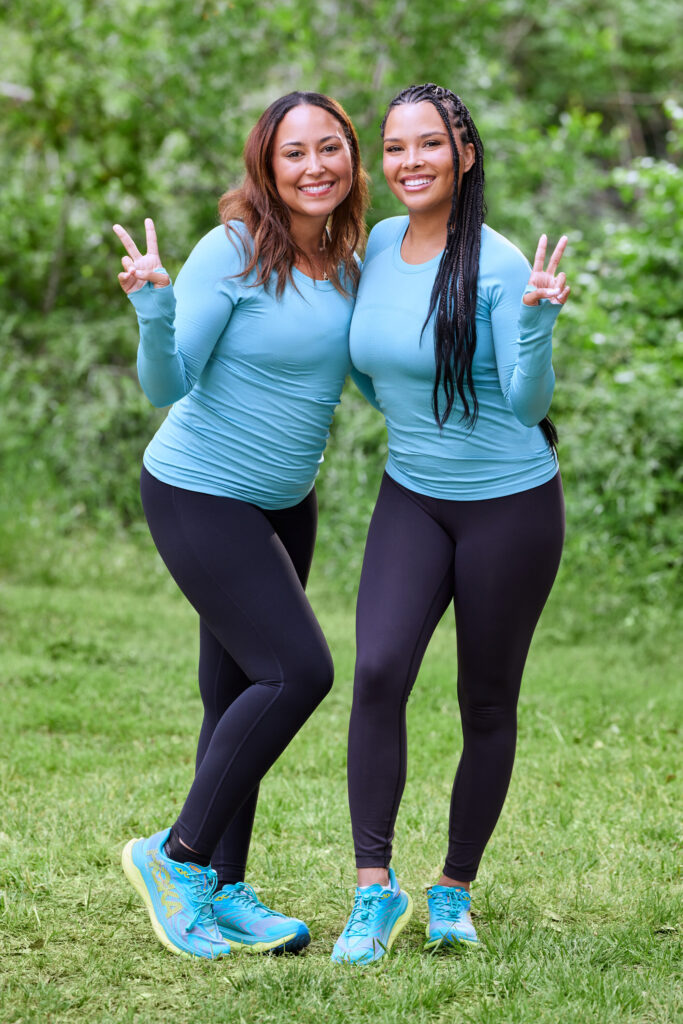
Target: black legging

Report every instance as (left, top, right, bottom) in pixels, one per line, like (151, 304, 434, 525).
(140, 466, 332, 884)
(348, 471, 565, 882)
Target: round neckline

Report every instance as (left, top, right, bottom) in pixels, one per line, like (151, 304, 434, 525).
(292, 265, 336, 290)
(392, 219, 444, 274)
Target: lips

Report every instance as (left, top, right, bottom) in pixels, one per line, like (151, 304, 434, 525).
(299, 181, 336, 195)
(400, 176, 435, 190)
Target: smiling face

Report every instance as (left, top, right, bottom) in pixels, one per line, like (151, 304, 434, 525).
(271, 104, 354, 228)
(382, 101, 475, 219)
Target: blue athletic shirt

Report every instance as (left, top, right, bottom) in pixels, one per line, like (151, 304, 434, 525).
(128, 222, 366, 509)
(350, 216, 562, 500)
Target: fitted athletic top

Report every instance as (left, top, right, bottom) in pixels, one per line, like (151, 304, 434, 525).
(350, 216, 562, 500)
(128, 222, 364, 509)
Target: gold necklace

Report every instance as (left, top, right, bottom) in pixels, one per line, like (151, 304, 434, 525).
(314, 235, 329, 280)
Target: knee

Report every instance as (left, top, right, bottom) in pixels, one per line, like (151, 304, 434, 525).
(289, 643, 334, 708)
(460, 697, 517, 737)
(353, 647, 405, 711)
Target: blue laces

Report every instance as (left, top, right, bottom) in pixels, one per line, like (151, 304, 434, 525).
(215, 882, 282, 919)
(186, 868, 218, 932)
(344, 889, 386, 937)
(429, 887, 469, 919)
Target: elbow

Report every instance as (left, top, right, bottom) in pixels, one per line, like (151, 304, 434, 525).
(508, 370, 555, 427)
(516, 404, 551, 428)
(147, 393, 175, 410)
(138, 378, 184, 408)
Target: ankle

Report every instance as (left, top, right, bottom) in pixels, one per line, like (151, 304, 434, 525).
(357, 867, 390, 888)
(435, 874, 470, 892)
(164, 827, 211, 867)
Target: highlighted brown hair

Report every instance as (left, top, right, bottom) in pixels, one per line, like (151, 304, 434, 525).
(219, 91, 368, 296)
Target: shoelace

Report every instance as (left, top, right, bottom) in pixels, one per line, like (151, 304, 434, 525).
(429, 888, 469, 920)
(186, 868, 219, 933)
(344, 889, 386, 937)
(216, 882, 281, 919)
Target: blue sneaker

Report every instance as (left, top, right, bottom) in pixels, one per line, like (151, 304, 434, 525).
(121, 829, 230, 959)
(424, 885, 478, 949)
(331, 868, 413, 964)
(213, 882, 310, 954)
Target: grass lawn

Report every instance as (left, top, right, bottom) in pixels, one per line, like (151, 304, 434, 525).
(0, 527, 680, 1023)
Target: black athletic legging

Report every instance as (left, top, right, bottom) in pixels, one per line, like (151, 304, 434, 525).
(140, 466, 332, 885)
(348, 471, 565, 882)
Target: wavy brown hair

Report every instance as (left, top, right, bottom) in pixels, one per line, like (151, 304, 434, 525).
(219, 92, 369, 296)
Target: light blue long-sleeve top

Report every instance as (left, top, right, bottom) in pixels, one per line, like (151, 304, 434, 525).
(128, 222, 368, 509)
(350, 216, 562, 500)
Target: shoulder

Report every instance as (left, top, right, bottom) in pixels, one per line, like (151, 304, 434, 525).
(480, 224, 531, 277)
(186, 222, 253, 274)
(363, 216, 408, 267)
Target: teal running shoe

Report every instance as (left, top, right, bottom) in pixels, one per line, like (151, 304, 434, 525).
(213, 882, 310, 954)
(331, 868, 413, 964)
(424, 885, 478, 950)
(121, 829, 230, 959)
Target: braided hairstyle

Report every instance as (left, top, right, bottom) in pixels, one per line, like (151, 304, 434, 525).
(381, 84, 557, 449)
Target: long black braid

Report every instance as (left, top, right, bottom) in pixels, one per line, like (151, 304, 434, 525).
(381, 84, 557, 449)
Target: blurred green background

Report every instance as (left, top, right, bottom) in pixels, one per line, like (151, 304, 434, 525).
(1, 0, 681, 633)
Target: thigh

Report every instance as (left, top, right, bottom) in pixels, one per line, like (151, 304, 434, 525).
(453, 473, 565, 700)
(355, 475, 455, 693)
(198, 487, 319, 701)
(141, 470, 329, 684)
(266, 487, 318, 589)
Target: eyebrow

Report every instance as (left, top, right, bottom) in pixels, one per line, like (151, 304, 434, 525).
(279, 135, 340, 148)
(384, 131, 448, 142)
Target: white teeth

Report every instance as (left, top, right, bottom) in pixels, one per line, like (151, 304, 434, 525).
(300, 183, 333, 194)
(402, 177, 433, 187)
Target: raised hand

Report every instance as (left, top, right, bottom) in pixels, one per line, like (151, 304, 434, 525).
(523, 234, 571, 306)
(113, 218, 171, 294)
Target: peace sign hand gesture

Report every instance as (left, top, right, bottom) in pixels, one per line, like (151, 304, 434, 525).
(523, 234, 571, 307)
(113, 218, 171, 295)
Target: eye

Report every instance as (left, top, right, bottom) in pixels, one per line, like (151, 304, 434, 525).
(384, 144, 402, 153)
(322, 143, 341, 153)
(423, 139, 442, 148)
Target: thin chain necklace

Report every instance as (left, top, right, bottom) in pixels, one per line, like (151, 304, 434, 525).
(299, 234, 328, 281)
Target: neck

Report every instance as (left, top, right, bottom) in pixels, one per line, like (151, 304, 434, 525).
(401, 204, 451, 264)
(289, 213, 329, 257)
(406, 205, 450, 249)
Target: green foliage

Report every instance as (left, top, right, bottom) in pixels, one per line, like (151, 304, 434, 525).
(550, 105, 683, 600)
(1, 0, 681, 617)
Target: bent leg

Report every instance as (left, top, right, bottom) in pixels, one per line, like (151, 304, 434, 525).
(195, 625, 259, 884)
(197, 492, 318, 883)
(445, 473, 565, 880)
(348, 475, 454, 868)
(140, 470, 332, 860)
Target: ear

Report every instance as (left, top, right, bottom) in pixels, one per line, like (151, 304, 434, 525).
(462, 142, 476, 173)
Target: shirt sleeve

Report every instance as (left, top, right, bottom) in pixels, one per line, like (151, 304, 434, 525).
(127, 225, 246, 408)
(488, 245, 562, 427)
(349, 367, 381, 410)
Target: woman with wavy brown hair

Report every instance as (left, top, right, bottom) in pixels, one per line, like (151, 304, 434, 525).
(113, 91, 369, 960)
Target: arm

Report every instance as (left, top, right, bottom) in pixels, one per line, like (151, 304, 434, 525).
(491, 235, 569, 427)
(349, 367, 381, 410)
(114, 220, 241, 408)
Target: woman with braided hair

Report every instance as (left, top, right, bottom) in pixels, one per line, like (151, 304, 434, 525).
(332, 84, 570, 964)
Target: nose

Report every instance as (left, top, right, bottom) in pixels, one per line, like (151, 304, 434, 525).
(402, 146, 424, 169)
(305, 150, 324, 176)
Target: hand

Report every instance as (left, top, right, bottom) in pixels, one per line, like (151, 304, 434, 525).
(113, 218, 171, 294)
(523, 234, 571, 306)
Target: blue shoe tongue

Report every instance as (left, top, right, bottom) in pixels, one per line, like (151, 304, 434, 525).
(359, 883, 386, 896)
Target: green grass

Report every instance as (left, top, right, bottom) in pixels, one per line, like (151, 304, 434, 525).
(0, 527, 681, 1024)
